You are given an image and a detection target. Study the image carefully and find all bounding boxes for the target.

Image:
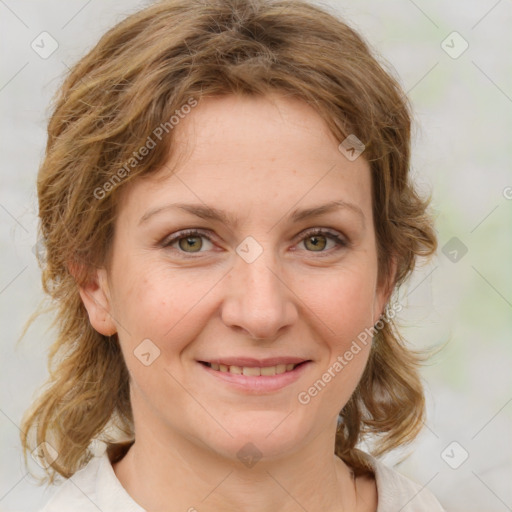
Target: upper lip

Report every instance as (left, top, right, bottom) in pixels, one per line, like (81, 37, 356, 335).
(199, 357, 309, 367)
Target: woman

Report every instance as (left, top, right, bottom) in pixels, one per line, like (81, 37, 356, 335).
(22, 0, 444, 510)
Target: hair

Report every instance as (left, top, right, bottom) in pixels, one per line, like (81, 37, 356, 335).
(21, 0, 437, 483)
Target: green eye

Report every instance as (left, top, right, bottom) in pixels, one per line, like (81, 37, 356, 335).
(162, 229, 214, 254)
(161, 228, 348, 258)
(303, 233, 328, 251)
(177, 234, 204, 252)
(300, 229, 348, 253)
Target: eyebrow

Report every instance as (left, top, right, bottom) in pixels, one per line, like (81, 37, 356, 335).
(139, 199, 365, 228)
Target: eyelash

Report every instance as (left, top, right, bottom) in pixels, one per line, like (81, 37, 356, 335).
(160, 228, 349, 258)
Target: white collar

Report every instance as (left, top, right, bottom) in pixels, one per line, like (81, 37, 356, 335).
(42, 450, 444, 511)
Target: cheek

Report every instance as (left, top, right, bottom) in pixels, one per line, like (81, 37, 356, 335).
(295, 266, 377, 405)
(299, 263, 377, 343)
(110, 257, 217, 353)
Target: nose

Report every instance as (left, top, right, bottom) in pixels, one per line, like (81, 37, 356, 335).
(220, 247, 298, 341)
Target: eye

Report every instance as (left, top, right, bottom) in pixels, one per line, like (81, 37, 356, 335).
(161, 228, 348, 258)
(161, 229, 214, 255)
(296, 228, 348, 254)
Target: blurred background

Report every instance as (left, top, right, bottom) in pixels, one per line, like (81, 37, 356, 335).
(1, 0, 511, 510)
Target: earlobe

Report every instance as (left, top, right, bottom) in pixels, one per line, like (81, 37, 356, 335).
(72, 265, 118, 336)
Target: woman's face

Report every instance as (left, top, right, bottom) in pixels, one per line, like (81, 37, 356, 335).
(82, 93, 391, 463)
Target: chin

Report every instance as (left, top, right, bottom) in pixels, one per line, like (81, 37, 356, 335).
(195, 412, 310, 465)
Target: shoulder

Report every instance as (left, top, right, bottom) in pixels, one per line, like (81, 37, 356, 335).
(38, 452, 144, 512)
(357, 451, 446, 512)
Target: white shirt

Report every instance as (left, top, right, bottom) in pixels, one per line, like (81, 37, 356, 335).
(40, 451, 445, 511)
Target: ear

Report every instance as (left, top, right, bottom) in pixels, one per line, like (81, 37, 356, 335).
(373, 254, 398, 325)
(69, 262, 117, 336)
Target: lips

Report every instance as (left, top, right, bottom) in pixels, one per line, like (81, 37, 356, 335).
(198, 357, 312, 393)
(199, 357, 311, 392)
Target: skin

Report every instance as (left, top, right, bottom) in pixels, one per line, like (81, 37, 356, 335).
(79, 93, 393, 511)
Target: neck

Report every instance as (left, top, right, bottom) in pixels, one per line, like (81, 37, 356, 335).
(112, 426, 357, 512)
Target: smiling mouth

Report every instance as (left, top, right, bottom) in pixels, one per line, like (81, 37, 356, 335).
(199, 361, 308, 376)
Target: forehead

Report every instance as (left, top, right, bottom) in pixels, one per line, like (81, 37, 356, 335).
(170, 93, 355, 171)
(117, 93, 372, 227)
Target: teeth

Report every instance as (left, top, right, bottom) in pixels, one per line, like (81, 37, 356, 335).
(275, 364, 286, 374)
(243, 366, 260, 376)
(207, 362, 300, 375)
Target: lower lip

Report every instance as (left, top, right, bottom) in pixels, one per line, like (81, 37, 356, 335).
(199, 362, 311, 393)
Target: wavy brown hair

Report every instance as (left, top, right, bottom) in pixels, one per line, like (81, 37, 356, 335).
(21, 0, 437, 483)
